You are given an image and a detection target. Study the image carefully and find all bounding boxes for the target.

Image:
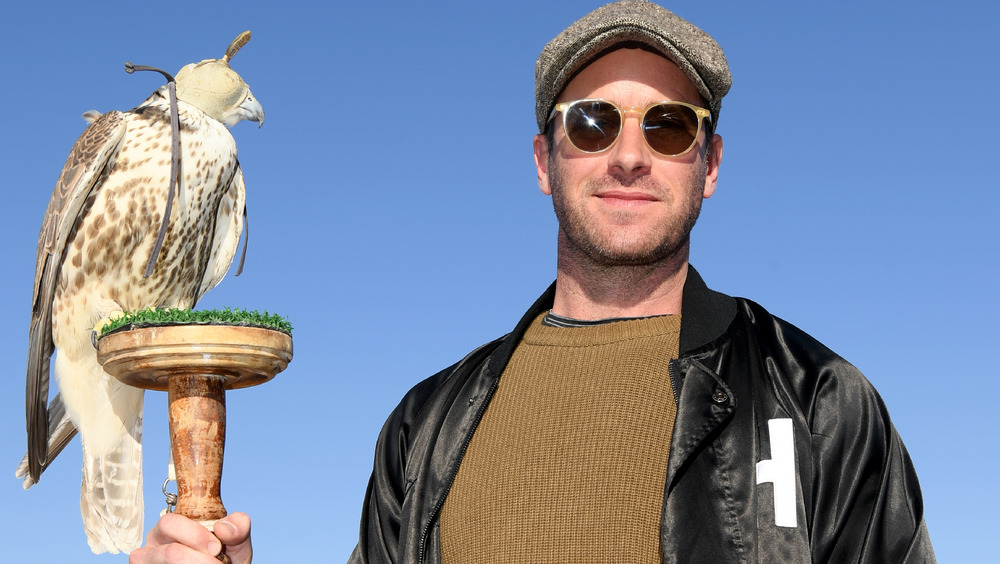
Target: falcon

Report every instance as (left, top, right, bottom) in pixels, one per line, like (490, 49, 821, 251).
(17, 31, 264, 554)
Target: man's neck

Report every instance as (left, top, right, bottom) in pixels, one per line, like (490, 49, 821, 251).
(550, 251, 689, 321)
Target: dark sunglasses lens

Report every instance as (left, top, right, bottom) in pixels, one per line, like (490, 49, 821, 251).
(564, 101, 621, 152)
(643, 104, 700, 155)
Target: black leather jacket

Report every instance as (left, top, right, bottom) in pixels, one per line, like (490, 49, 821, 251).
(349, 268, 934, 563)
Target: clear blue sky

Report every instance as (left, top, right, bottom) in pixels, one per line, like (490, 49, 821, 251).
(1, 1, 997, 561)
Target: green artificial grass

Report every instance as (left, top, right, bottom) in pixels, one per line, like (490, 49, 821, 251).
(98, 307, 292, 337)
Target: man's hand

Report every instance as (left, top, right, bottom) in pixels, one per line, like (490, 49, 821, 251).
(129, 512, 252, 564)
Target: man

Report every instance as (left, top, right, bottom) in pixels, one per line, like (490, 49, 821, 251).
(133, 1, 934, 562)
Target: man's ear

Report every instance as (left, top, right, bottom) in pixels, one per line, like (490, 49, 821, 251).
(703, 134, 723, 199)
(533, 133, 552, 195)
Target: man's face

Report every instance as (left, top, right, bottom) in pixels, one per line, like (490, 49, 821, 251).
(533, 48, 723, 270)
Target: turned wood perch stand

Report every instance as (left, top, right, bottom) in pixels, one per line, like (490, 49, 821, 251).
(97, 325, 292, 530)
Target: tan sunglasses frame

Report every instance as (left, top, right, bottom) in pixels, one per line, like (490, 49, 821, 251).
(548, 98, 711, 157)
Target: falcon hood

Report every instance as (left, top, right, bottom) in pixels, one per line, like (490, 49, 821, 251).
(175, 31, 265, 127)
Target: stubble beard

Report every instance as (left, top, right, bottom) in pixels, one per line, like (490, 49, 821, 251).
(548, 156, 707, 272)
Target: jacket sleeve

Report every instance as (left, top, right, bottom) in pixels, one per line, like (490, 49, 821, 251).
(347, 404, 411, 564)
(347, 337, 504, 564)
(806, 362, 935, 563)
(348, 367, 448, 564)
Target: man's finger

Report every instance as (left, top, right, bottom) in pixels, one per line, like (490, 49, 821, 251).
(129, 542, 218, 564)
(146, 513, 222, 555)
(213, 512, 253, 564)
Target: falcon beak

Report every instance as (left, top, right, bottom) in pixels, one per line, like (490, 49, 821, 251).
(240, 94, 265, 128)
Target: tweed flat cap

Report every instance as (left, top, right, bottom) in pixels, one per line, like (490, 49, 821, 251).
(535, 0, 731, 133)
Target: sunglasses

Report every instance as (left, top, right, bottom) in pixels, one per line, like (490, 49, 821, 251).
(548, 99, 712, 157)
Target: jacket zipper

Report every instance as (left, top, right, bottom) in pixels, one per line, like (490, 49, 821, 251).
(667, 357, 681, 405)
(418, 365, 502, 564)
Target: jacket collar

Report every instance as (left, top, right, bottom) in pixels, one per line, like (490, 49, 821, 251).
(678, 266, 736, 355)
(488, 265, 737, 375)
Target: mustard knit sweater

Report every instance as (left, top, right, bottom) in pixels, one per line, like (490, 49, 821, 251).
(440, 312, 680, 563)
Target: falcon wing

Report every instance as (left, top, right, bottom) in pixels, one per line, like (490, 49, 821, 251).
(25, 111, 126, 484)
(197, 164, 246, 299)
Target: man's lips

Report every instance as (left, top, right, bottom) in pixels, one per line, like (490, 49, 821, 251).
(595, 190, 659, 206)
